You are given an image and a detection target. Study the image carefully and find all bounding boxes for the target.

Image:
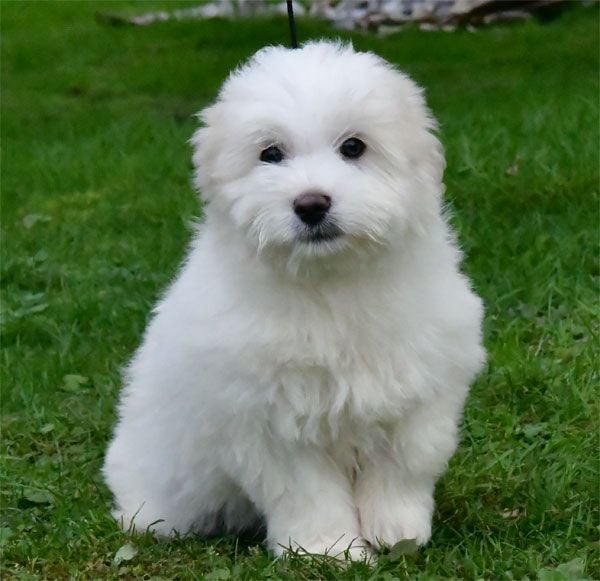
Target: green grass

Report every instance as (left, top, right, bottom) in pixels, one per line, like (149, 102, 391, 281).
(1, 2, 598, 579)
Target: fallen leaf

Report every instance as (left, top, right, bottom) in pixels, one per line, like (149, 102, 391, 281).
(538, 557, 589, 580)
(60, 374, 89, 392)
(501, 508, 522, 518)
(522, 423, 546, 439)
(19, 489, 54, 507)
(505, 155, 521, 176)
(205, 569, 230, 580)
(387, 538, 419, 561)
(113, 543, 138, 565)
(0, 527, 13, 546)
(22, 214, 52, 229)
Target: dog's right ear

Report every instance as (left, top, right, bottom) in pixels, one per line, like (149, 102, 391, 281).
(190, 104, 221, 201)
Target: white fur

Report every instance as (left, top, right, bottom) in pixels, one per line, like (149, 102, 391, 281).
(103, 41, 485, 560)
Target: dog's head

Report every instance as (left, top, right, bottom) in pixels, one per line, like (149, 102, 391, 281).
(192, 42, 445, 273)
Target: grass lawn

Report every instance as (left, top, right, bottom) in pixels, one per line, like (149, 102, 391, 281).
(1, 2, 598, 579)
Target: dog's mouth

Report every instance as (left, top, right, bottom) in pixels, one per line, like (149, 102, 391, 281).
(296, 222, 343, 244)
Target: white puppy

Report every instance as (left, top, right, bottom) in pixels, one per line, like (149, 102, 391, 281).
(104, 41, 485, 560)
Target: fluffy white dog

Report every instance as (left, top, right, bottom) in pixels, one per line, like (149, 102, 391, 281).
(104, 41, 485, 560)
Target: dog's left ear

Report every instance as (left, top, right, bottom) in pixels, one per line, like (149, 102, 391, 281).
(190, 104, 221, 201)
(402, 80, 447, 199)
(375, 65, 446, 199)
(420, 121, 446, 197)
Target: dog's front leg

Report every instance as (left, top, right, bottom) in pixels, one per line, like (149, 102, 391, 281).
(236, 444, 367, 559)
(356, 397, 463, 549)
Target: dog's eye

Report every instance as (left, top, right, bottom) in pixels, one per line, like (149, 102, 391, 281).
(260, 145, 284, 164)
(340, 137, 366, 160)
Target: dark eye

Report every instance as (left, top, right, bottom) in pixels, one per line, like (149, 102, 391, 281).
(260, 145, 284, 164)
(340, 137, 366, 159)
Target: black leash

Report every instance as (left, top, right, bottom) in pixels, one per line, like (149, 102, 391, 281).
(286, 0, 298, 49)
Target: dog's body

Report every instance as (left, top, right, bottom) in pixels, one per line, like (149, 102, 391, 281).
(104, 42, 485, 558)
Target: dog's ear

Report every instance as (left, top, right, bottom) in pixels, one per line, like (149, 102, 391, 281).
(403, 111, 446, 205)
(419, 122, 446, 198)
(377, 69, 447, 201)
(190, 104, 221, 200)
(402, 82, 446, 194)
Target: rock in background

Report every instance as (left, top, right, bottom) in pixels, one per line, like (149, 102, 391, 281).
(97, 0, 574, 33)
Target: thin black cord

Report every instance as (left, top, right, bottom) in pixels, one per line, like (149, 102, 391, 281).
(286, 0, 298, 49)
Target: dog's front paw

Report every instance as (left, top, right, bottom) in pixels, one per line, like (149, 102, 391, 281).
(274, 534, 373, 562)
(359, 498, 432, 550)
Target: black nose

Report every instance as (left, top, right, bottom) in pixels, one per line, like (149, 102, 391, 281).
(293, 193, 331, 226)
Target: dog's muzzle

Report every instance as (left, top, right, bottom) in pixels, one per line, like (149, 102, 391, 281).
(293, 192, 331, 226)
(296, 222, 343, 244)
(294, 192, 342, 243)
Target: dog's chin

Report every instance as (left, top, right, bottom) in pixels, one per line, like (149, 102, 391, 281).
(251, 221, 389, 273)
(297, 224, 343, 245)
(293, 223, 348, 253)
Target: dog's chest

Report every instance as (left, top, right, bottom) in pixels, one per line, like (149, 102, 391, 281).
(248, 307, 428, 445)
(265, 360, 402, 450)
(211, 278, 441, 447)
